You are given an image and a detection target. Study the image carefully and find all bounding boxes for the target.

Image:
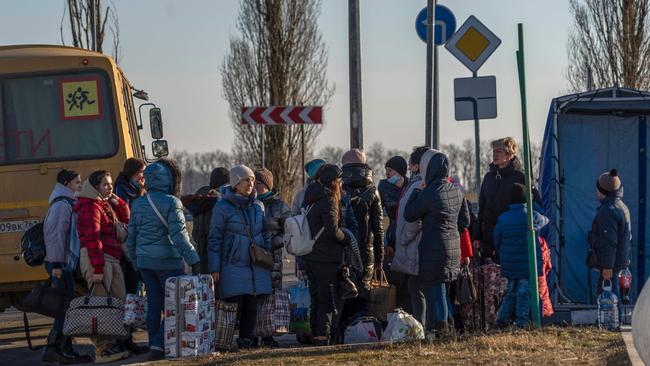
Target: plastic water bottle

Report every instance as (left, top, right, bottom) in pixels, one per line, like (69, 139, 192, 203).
(618, 268, 632, 305)
(598, 279, 619, 330)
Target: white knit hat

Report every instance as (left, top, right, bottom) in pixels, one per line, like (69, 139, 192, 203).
(230, 165, 255, 187)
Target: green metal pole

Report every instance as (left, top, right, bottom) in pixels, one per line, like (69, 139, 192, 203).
(516, 23, 542, 327)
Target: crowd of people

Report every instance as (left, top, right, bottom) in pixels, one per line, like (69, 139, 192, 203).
(38, 136, 633, 364)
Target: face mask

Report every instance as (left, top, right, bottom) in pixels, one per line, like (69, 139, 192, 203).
(387, 175, 401, 185)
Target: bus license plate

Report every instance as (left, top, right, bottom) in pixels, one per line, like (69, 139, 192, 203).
(0, 219, 39, 234)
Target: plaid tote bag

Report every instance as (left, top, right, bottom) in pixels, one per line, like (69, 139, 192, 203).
(214, 300, 238, 351)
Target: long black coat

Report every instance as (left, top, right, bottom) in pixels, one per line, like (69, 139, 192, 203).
(404, 151, 465, 285)
(474, 157, 525, 259)
(303, 182, 351, 264)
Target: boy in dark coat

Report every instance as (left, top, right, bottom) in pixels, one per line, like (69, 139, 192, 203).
(494, 183, 549, 328)
(588, 169, 632, 299)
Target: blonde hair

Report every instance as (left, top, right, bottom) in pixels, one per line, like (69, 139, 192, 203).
(490, 137, 518, 157)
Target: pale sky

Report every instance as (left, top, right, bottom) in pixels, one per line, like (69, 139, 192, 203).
(0, 0, 573, 154)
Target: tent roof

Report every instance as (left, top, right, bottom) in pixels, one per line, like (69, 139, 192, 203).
(555, 87, 650, 114)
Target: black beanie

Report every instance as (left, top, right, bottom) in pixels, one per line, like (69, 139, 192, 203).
(57, 169, 79, 185)
(509, 183, 527, 205)
(385, 156, 408, 177)
(210, 167, 230, 189)
(318, 164, 342, 187)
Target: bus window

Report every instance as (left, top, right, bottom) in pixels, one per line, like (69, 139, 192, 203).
(120, 77, 142, 159)
(0, 71, 117, 165)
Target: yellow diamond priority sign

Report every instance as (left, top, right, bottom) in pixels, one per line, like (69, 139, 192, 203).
(445, 16, 501, 73)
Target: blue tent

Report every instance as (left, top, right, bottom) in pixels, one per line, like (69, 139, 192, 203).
(540, 87, 650, 304)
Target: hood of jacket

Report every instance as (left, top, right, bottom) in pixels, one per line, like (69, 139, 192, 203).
(489, 156, 524, 177)
(144, 162, 173, 194)
(601, 186, 625, 203)
(49, 183, 76, 204)
(222, 185, 257, 208)
(342, 163, 373, 189)
(75, 180, 104, 201)
(420, 150, 449, 186)
(304, 181, 331, 206)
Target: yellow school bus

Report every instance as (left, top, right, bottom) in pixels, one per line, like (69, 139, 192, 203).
(0, 45, 168, 311)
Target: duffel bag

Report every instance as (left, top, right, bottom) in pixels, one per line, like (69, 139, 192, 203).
(63, 283, 128, 338)
(22, 279, 71, 318)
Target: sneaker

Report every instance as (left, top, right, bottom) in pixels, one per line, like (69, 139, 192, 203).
(147, 349, 165, 361)
(61, 342, 94, 364)
(236, 337, 256, 350)
(260, 337, 279, 348)
(94, 345, 130, 364)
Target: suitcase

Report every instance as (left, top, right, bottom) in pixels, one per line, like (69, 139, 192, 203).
(164, 275, 215, 358)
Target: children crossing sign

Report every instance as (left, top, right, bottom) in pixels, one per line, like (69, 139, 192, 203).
(445, 15, 501, 73)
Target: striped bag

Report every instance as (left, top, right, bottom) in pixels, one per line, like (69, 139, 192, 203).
(254, 290, 291, 337)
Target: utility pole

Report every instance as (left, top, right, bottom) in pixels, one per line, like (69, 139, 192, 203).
(349, 0, 363, 149)
(90, 0, 97, 51)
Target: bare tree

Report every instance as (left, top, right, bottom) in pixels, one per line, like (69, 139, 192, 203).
(567, 0, 650, 91)
(172, 150, 234, 194)
(60, 0, 121, 62)
(318, 146, 345, 167)
(221, 0, 334, 202)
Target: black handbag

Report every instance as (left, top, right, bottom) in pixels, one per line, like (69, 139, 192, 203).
(455, 264, 477, 305)
(22, 279, 70, 318)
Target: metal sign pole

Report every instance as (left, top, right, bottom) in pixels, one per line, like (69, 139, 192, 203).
(517, 23, 541, 327)
(425, 0, 434, 146)
(473, 74, 481, 200)
(432, 0, 439, 149)
(301, 125, 306, 185)
(261, 125, 266, 168)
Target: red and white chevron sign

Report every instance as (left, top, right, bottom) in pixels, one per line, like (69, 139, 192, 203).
(241, 106, 323, 125)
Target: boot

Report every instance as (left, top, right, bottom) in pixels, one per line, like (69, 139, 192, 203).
(61, 336, 93, 364)
(433, 321, 450, 341)
(42, 332, 75, 364)
(118, 335, 148, 355)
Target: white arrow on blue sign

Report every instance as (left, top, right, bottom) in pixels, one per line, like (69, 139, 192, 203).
(415, 5, 456, 45)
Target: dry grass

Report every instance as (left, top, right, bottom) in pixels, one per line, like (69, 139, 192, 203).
(157, 327, 630, 366)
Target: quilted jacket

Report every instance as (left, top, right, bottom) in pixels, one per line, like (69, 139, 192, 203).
(74, 181, 129, 274)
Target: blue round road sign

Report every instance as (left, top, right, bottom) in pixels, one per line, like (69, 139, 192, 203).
(415, 5, 456, 45)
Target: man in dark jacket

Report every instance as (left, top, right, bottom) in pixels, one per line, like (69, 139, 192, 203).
(181, 167, 229, 274)
(404, 149, 467, 338)
(589, 169, 632, 298)
(474, 137, 525, 263)
(341, 149, 384, 291)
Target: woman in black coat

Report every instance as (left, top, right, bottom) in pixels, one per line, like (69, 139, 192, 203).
(302, 164, 352, 346)
(404, 150, 466, 337)
(473, 137, 525, 263)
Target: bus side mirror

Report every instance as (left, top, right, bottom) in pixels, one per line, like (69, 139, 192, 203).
(152, 140, 169, 158)
(150, 108, 163, 139)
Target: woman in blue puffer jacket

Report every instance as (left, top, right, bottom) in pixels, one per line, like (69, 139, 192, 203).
(208, 165, 272, 350)
(126, 158, 200, 361)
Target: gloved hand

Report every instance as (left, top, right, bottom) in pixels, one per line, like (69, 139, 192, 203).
(191, 262, 201, 276)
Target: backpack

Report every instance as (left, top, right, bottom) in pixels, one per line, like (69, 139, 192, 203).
(21, 197, 74, 267)
(284, 205, 324, 256)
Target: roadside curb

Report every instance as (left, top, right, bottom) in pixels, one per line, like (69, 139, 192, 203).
(621, 325, 643, 366)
